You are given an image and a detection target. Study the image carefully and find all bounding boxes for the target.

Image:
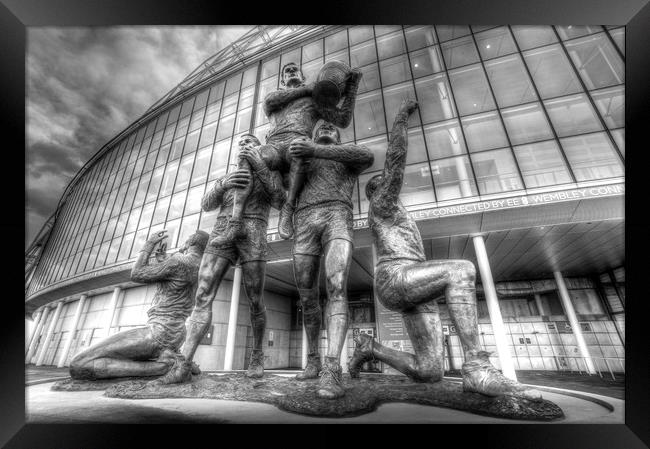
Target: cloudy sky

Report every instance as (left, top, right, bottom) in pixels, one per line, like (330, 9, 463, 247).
(26, 26, 253, 249)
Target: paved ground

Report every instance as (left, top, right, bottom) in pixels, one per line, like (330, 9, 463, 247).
(26, 365, 625, 399)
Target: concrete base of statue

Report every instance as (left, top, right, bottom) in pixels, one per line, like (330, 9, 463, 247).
(52, 372, 564, 421)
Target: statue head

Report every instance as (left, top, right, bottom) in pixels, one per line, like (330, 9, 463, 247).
(178, 230, 209, 255)
(365, 173, 384, 199)
(238, 133, 261, 151)
(280, 62, 306, 88)
(314, 122, 341, 145)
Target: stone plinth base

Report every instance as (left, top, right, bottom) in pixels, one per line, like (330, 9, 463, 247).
(52, 373, 564, 421)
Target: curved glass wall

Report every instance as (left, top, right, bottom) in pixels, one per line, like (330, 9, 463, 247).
(28, 25, 625, 296)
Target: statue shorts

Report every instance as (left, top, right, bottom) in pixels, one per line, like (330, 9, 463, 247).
(148, 320, 187, 351)
(205, 216, 269, 264)
(292, 202, 354, 256)
(374, 259, 439, 312)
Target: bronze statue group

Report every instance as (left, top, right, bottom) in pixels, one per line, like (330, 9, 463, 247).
(70, 60, 541, 402)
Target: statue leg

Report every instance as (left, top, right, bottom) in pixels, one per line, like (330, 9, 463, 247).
(442, 260, 482, 357)
(152, 252, 232, 385)
(278, 158, 306, 239)
(349, 302, 444, 383)
(293, 253, 322, 380)
(242, 260, 267, 378)
(69, 327, 168, 380)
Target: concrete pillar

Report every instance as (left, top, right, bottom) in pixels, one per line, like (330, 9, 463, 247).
(103, 287, 121, 338)
(472, 235, 517, 381)
(25, 309, 43, 355)
(553, 271, 596, 374)
(26, 307, 49, 362)
(56, 295, 87, 368)
(35, 301, 64, 366)
(340, 330, 349, 373)
(224, 266, 243, 371)
(301, 320, 308, 369)
(534, 293, 546, 316)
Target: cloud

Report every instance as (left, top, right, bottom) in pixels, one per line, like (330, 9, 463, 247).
(26, 26, 252, 249)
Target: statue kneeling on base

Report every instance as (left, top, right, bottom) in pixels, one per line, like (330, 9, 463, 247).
(69, 230, 208, 380)
(349, 100, 541, 401)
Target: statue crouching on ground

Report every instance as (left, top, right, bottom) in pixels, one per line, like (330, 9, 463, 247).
(349, 100, 542, 401)
(69, 230, 209, 380)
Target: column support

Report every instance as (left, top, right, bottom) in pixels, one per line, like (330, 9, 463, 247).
(554, 271, 596, 374)
(534, 293, 546, 316)
(25, 309, 43, 355)
(472, 234, 517, 381)
(224, 265, 243, 371)
(57, 294, 87, 368)
(26, 306, 49, 362)
(103, 287, 121, 339)
(340, 329, 349, 373)
(35, 301, 64, 366)
(301, 317, 308, 369)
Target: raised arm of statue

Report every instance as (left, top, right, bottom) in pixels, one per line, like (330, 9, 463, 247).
(313, 143, 374, 173)
(131, 232, 182, 283)
(201, 170, 251, 211)
(263, 85, 313, 116)
(316, 70, 362, 128)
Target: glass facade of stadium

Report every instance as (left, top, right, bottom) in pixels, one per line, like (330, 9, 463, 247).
(25, 25, 625, 379)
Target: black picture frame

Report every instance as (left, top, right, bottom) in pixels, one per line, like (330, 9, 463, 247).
(5, 0, 650, 447)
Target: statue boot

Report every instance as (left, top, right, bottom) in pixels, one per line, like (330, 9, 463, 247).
(277, 202, 295, 239)
(150, 353, 193, 385)
(317, 357, 345, 399)
(295, 352, 322, 380)
(348, 333, 375, 379)
(246, 349, 264, 379)
(462, 351, 542, 401)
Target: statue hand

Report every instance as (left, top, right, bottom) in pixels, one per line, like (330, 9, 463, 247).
(399, 99, 419, 116)
(223, 169, 251, 190)
(346, 68, 363, 85)
(289, 138, 316, 158)
(238, 147, 263, 168)
(147, 229, 168, 246)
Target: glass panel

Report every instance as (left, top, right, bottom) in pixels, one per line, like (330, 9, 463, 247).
(339, 119, 354, 144)
(401, 162, 436, 206)
(431, 155, 479, 200)
(382, 82, 421, 127)
(409, 46, 444, 78)
(448, 64, 496, 115)
(137, 202, 155, 231)
(117, 233, 135, 261)
(325, 30, 347, 54)
(501, 102, 554, 145)
(146, 166, 164, 203)
(405, 128, 428, 165)
(235, 108, 252, 135)
(564, 33, 624, 90)
(160, 160, 179, 197)
(461, 111, 509, 152)
(224, 72, 242, 96)
(358, 63, 381, 93)
(199, 122, 217, 148)
(200, 209, 219, 232)
(471, 149, 524, 194)
(415, 74, 457, 124)
(608, 28, 625, 55)
(354, 90, 387, 139)
(179, 97, 194, 118)
(175, 115, 189, 137)
(238, 86, 254, 110)
(435, 25, 471, 42)
(205, 100, 222, 125)
(155, 143, 171, 167)
(350, 40, 377, 67)
(241, 66, 257, 88)
(183, 129, 200, 154)
(193, 90, 209, 111)
(178, 213, 201, 247)
(105, 237, 120, 265)
(404, 25, 436, 51)
(556, 25, 602, 40)
(485, 54, 537, 107)
(561, 132, 624, 181)
(174, 153, 195, 193)
(164, 217, 181, 249)
(423, 119, 467, 159)
(151, 195, 171, 225)
(379, 54, 411, 86)
(216, 115, 235, 141)
(208, 140, 231, 181)
(130, 229, 149, 257)
(511, 25, 558, 50)
(208, 82, 225, 104)
(162, 181, 187, 218)
(221, 93, 239, 117)
(513, 140, 572, 188)
(324, 49, 349, 65)
(591, 85, 624, 129)
(375, 25, 401, 36)
(349, 26, 374, 45)
(258, 77, 278, 102)
(610, 128, 624, 157)
(302, 39, 323, 62)
(523, 44, 582, 99)
(377, 31, 406, 59)
(185, 185, 204, 216)
(544, 93, 602, 137)
(441, 36, 480, 69)
(261, 57, 280, 80)
(301, 59, 323, 84)
(471, 25, 499, 33)
(132, 172, 151, 208)
(191, 147, 211, 187)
